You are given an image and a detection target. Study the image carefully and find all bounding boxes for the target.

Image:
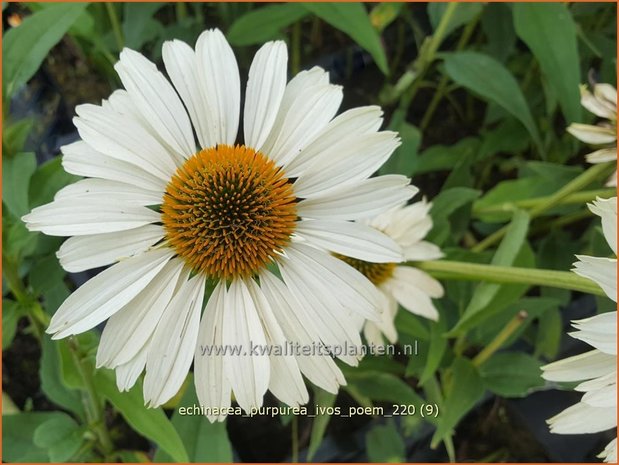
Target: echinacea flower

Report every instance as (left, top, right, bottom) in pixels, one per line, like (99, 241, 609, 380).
(336, 198, 444, 346)
(541, 196, 617, 462)
(567, 83, 617, 186)
(23, 29, 417, 418)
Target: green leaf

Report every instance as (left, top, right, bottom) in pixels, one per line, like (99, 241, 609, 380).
(366, 421, 406, 462)
(513, 3, 581, 123)
(227, 4, 308, 46)
(3, 3, 87, 98)
(428, 2, 483, 39)
(33, 415, 84, 462)
(122, 3, 165, 49)
(369, 3, 403, 32)
(153, 374, 232, 462)
(442, 51, 542, 153)
(480, 4, 515, 62)
(2, 411, 71, 462)
(344, 370, 424, 406)
(414, 137, 480, 175)
(535, 308, 563, 359)
(94, 370, 189, 463)
(380, 122, 421, 176)
(2, 299, 21, 350)
(419, 311, 448, 386)
(307, 387, 336, 461)
(431, 357, 484, 447)
(2, 119, 34, 156)
(480, 352, 544, 397)
(40, 337, 86, 419)
(449, 210, 530, 335)
(301, 3, 389, 75)
(29, 157, 79, 208)
(3, 212, 39, 260)
(3, 152, 37, 218)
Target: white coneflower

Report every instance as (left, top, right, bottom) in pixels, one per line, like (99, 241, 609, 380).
(23, 29, 417, 418)
(334, 198, 444, 346)
(541, 196, 617, 462)
(567, 83, 617, 186)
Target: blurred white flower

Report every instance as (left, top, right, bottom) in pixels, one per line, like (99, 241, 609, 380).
(22, 29, 417, 418)
(336, 198, 444, 346)
(567, 83, 617, 186)
(541, 196, 617, 462)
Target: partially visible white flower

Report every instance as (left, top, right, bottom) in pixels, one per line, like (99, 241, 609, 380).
(541, 196, 617, 462)
(335, 198, 444, 346)
(567, 83, 617, 186)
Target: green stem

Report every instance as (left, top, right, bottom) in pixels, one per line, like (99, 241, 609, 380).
(472, 311, 528, 366)
(414, 260, 605, 296)
(69, 340, 114, 457)
(472, 162, 615, 252)
(105, 3, 124, 51)
(473, 188, 616, 216)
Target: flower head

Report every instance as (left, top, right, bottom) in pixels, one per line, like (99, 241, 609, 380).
(541, 196, 617, 462)
(336, 198, 444, 345)
(22, 29, 417, 418)
(567, 83, 617, 186)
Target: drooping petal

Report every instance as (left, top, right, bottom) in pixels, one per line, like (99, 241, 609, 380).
(573, 256, 617, 303)
(541, 349, 616, 382)
(588, 196, 617, 255)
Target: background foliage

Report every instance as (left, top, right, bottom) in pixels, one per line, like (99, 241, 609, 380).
(2, 2, 617, 462)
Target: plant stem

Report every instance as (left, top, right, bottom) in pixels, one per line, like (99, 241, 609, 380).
(105, 3, 124, 51)
(472, 311, 528, 366)
(472, 162, 615, 252)
(69, 339, 115, 457)
(473, 188, 615, 216)
(414, 260, 605, 296)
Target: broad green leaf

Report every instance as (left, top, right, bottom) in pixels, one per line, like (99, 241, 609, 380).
(2, 119, 34, 156)
(366, 421, 406, 462)
(33, 415, 84, 462)
(480, 352, 544, 397)
(344, 370, 425, 406)
(3, 3, 87, 98)
(414, 137, 480, 175)
(395, 310, 430, 341)
(29, 255, 65, 296)
(442, 51, 542, 152)
(513, 3, 581, 123)
(2, 299, 21, 350)
(301, 3, 389, 75)
(29, 157, 78, 209)
(428, 2, 483, 39)
(380, 122, 421, 176)
(480, 4, 515, 62)
(431, 357, 484, 447)
(227, 4, 308, 46)
(419, 311, 448, 385)
(2, 411, 70, 462)
(428, 187, 481, 246)
(40, 336, 86, 419)
(95, 370, 189, 463)
(153, 375, 232, 462)
(369, 3, 403, 32)
(3, 152, 36, 218)
(535, 308, 563, 359)
(3, 213, 39, 260)
(449, 210, 530, 335)
(307, 387, 336, 461)
(122, 3, 165, 49)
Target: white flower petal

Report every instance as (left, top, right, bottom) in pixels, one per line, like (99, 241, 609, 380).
(194, 281, 231, 422)
(47, 248, 173, 338)
(384, 268, 440, 321)
(144, 273, 205, 407)
(548, 401, 616, 434)
(115, 343, 148, 392)
(365, 290, 398, 345)
(393, 266, 444, 299)
(61, 141, 166, 192)
(293, 131, 401, 197)
(116, 48, 196, 158)
(573, 256, 617, 303)
(404, 241, 444, 261)
(567, 123, 616, 145)
(96, 258, 185, 368)
(588, 196, 617, 255)
(259, 270, 346, 393)
(586, 147, 617, 164)
(261, 81, 343, 166)
(243, 41, 288, 149)
(54, 178, 162, 206)
(297, 175, 417, 220)
(599, 437, 617, 462)
(295, 219, 403, 263)
(594, 83, 617, 108)
(284, 106, 383, 177)
(22, 198, 161, 236)
(57, 224, 164, 273)
(74, 103, 178, 180)
(542, 349, 616, 382)
(222, 279, 270, 413)
(580, 84, 616, 119)
(247, 279, 309, 407)
(195, 29, 241, 145)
